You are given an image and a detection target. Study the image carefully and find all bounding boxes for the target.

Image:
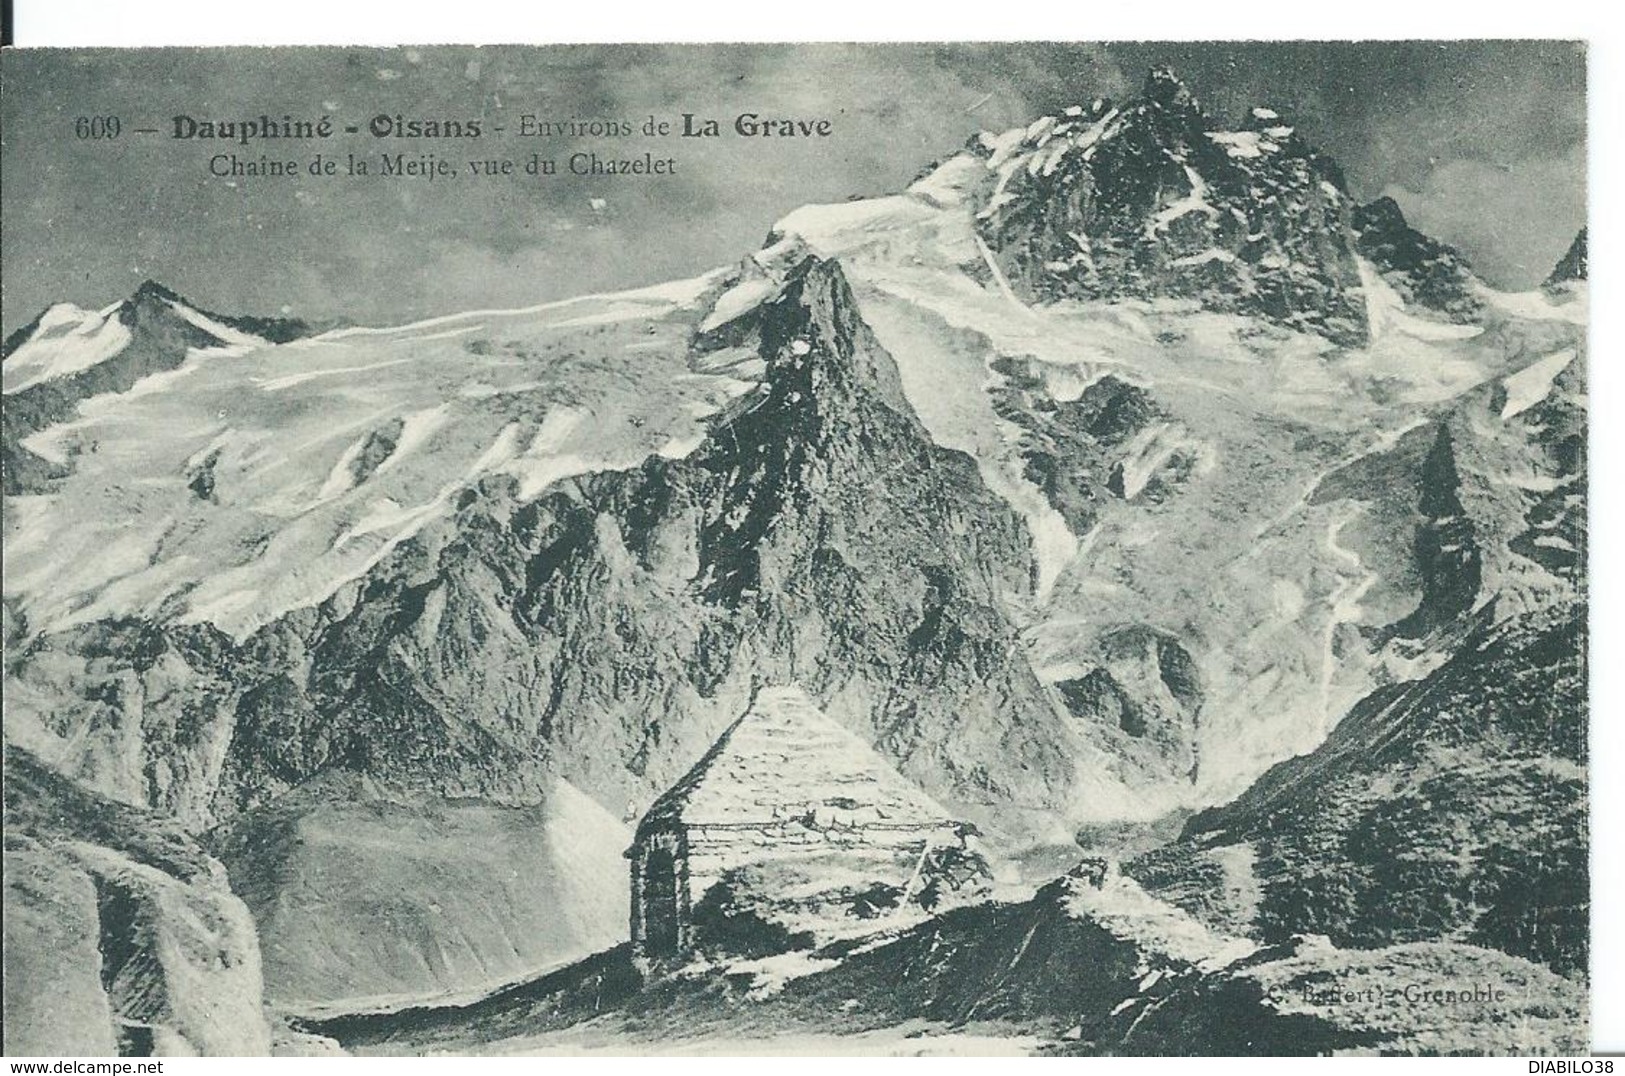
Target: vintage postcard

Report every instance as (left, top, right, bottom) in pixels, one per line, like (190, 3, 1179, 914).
(0, 42, 1591, 1057)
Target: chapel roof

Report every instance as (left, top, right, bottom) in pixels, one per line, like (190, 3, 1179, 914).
(636, 685, 957, 836)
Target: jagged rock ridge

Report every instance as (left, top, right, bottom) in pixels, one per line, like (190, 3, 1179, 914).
(9, 259, 1075, 828)
(1353, 196, 1483, 321)
(975, 68, 1370, 345)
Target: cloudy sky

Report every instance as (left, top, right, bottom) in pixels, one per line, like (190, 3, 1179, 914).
(0, 42, 1586, 329)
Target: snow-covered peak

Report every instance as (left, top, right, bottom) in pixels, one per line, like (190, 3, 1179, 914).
(972, 68, 1370, 346)
(2, 302, 134, 395)
(2, 283, 275, 397)
(32, 301, 112, 334)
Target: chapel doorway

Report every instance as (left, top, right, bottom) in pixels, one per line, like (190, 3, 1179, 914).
(642, 845, 681, 957)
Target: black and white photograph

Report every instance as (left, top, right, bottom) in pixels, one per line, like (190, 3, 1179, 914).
(0, 35, 1603, 1058)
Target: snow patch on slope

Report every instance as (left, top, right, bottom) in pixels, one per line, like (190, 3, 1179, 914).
(1358, 257, 1482, 345)
(1500, 350, 1576, 420)
(316, 437, 372, 503)
(541, 778, 636, 949)
(858, 296, 1078, 601)
(770, 197, 940, 261)
(494, 408, 611, 499)
(1482, 284, 1588, 326)
(1148, 166, 1219, 235)
(163, 298, 266, 349)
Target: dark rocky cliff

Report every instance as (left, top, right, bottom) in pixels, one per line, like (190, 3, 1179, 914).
(1353, 196, 1483, 321)
(1544, 229, 1587, 288)
(976, 69, 1369, 345)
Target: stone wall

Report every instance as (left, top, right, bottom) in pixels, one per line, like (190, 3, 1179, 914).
(632, 816, 984, 965)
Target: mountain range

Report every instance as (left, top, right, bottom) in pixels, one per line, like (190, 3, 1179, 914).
(1, 68, 1588, 1056)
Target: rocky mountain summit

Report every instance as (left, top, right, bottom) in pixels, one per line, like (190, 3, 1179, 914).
(974, 68, 1371, 345)
(970, 69, 1506, 349)
(1353, 196, 1483, 322)
(1, 281, 312, 495)
(4, 257, 1083, 1018)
